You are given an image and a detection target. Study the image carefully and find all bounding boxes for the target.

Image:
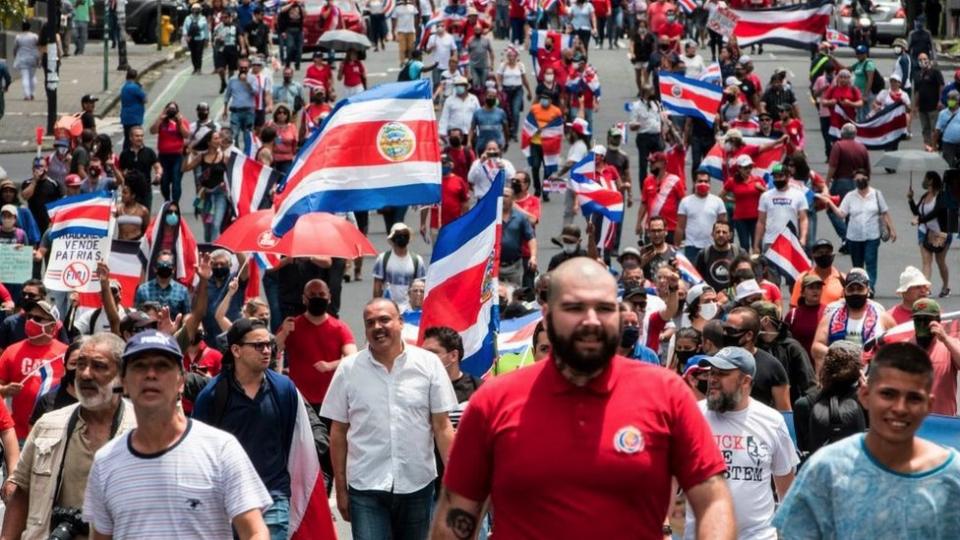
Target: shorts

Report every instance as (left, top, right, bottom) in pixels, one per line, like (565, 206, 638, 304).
(919, 229, 953, 252)
(215, 45, 238, 70)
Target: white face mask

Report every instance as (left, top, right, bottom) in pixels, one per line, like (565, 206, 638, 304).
(562, 243, 578, 254)
(893, 46, 903, 55)
(699, 302, 718, 320)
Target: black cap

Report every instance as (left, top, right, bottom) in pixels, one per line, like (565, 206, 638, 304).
(119, 310, 158, 335)
(623, 286, 647, 300)
(81, 94, 99, 103)
(813, 238, 833, 251)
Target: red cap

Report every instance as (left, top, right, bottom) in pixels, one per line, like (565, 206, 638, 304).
(65, 174, 82, 187)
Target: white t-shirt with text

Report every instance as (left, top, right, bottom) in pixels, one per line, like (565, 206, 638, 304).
(758, 186, 808, 245)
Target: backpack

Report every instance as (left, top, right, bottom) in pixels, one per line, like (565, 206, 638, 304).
(381, 250, 420, 279)
(187, 19, 201, 38)
(808, 390, 867, 452)
(869, 63, 885, 95)
(397, 60, 416, 82)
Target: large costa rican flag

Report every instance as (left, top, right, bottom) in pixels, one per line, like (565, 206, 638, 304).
(700, 136, 786, 182)
(658, 72, 723, 127)
(764, 229, 811, 280)
(418, 172, 504, 376)
(227, 150, 281, 217)
(45, 191, 113, 239)
(732, 0, 833, 49)
(569, 153, 624, 222)
(288, 389, 338, 540)
(678, 0, 698, 15)
(828, 102, 909, 150)
(520, 112, 564, 177)
(272, 80, 441, 236)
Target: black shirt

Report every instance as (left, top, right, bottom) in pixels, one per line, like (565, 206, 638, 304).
(695, 244, 741, 291)
(245, 21, 270, 53)
(118, 146, 158, 179)
(605, 149, 629, 179)
(642, 245, 676, 281)
(29, 382, 78, 425)
(69, 146, 89, 175)
(22, 175, 63, 234)
(761, 86, 796, 115)
(915, 68, 944, 113)
(750, 348, 789, 408)
(81, 111, 96, 131)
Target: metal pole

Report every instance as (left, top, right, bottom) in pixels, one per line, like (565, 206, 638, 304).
(103, 4, 109, 91)
(156, 0, 162, 50)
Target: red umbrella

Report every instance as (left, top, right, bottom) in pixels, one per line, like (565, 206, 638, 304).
(215, 209, 376, 259)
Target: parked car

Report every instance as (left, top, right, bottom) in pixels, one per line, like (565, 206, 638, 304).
(833, 0, 906, 46)
(271, 0, 365, 51)
(84, 0, 190, 44)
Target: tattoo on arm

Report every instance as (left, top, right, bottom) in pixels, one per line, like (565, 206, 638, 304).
(446, 508, 478, 540)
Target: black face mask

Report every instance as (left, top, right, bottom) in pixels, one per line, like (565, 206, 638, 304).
(620, 326, 640, 349)
(511, 181, 523, 194)
(676, 349, 697, 368)
(845, 294, 868, 310)
(773, 179, 788, 189)
(212, 267, 230, 281)
(449, 136, 462, 148)
(192, 330, 206, 345)
(696, 379, 709, 394)
(722, 330, 747, 348)
(19, 298, 38, 313)
(855, 179, 869, 190)
(485, 98, 497, 107)
(916, 334, 934, 350)
(61, 368, 76, 387)
(155, 266, 174, 279)
(393, 235, 410, 248)
(306, 296, 329, 316)
(813, 254, 835, 269)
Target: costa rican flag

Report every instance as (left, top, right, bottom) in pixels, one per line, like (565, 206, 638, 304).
(72, 239, 143, 310)
(272, 80, 441, 236)
(729, 117, 761, 136)
(678, 0, 698, 15)
(700, 136, 786, 182)
(417, 13, 445, 49)
(567, 66, 602, 97)
(383, 0, 396, 17)
(732, 0, 834, 49)
(45, 191, 114, 240)
(529, 30, 574, 75)
(242, 131, 262, 158)
(288, 389, 339, 540)
(828, 102, 909, 150)
(520, 112, 564, 177)
(569, 153, 624, 223)
(826, 28, 850, 47)
(764, 229, 812, 281)
(226, 150, 281, 217)
(658, 72, 722, 127)
(497, 310, 541, 356)
(32, 357, 63, 409)
(418, 172, 504, 376)
(675, 252, 704, 286)
(698, 62, 722, 85)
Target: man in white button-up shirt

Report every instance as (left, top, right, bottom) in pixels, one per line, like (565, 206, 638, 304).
(321, 298, 457, 540)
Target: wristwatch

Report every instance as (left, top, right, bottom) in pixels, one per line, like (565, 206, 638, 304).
(662, 524, 673, 537)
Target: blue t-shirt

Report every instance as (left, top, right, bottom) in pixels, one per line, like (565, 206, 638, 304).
(472, 107, 507, 153)
(937, 107, 960, 144)
(500, 209, 534, 265)
(773, 434, 960, 539)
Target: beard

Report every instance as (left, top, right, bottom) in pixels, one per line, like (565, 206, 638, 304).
(546, 312, 619, 375)
(77, 376, 120, 411)
(706, 387, 742, 413)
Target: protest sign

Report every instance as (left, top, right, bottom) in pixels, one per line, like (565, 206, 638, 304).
(0, 244, 34, 284)
(707, 6, 739, 37)
(43, 234, 112, 293)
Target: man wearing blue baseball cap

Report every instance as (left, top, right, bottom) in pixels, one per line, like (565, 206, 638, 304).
(685, 346, 799, 540)
(82, 330, 272, 539)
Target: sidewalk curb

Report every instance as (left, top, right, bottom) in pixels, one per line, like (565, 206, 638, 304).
(98, 45, 188, 118)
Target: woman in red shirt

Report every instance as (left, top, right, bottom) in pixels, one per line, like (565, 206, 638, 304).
(720, 154, 766, 250)
(270, 105, 299, 175)
(338, 50, 367, 97)
(149, 101, 191, 206)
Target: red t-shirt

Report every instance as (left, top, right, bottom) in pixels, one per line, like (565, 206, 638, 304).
(447, 146, 476, 181)
(0, 339, 67, 439)
(824, 84, 862, 119)
(156, 118, 190, 155)
(0, 401, 14, 433)
(645, 311, 668, 351)
(444, 355, 726, 538)
(0, 283, 11, 304)
(305, 63, 334, 93)
(285, 315, 355, 405)
(760, 280, 782, 304)
(660, 22, 684, 51)
(342, 61, 365, 87)
(514, 194, 542, 258)
(641, 173, 685, 230)
(924, 340, 959, 416)
(887, 303, 913, 326)
(431, 173, 471, 229)
(592, 0, 610, 17)
(647, 0, 675, 34)
(722, 176, 766, 220)
(184, 343, 223, 376)
(509, 0, 526, 19)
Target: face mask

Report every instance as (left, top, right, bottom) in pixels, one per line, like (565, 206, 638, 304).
(156, 265, 174, 279)
(695, 183, 710, 196)
(696, 379, 709, 394)
(723, 142, 734, 152)
(620, 326, 640, 349)
(562, 243, 578, 254)
(650, 166, 662, 176)
(393, 235, 410, 248)
(89, 166, 102, 177)
(485, 98, 497, 107)
(306, 296, 329, 316)
(455, 86, 467, 95)
(813, 254, 834, 269)
(773, 179, 788, 190)
(950, 99, 959, 109)
(165, 213, 180, 227)
(212, 267, 230, 280)
(544, 75, 555, 84)
(512, 181, 523, 194)
(25, 319, 51, 340)
(676, 349, 697, 368)
(855, 179, 869, 190)
(666, 14, 676, 22)
(441, 165, 452, 175)
(19, 298, 37, 312)
(56, 146, 68, 155)
(722, 330, 746, 348)
(700, 302, 718, 320)
(539, 98, 551, 108)
(845, 293, 868, 310)
(893, 46, 903, 55)
(61, 368, 76, 387)
(192, 330, 206, 346)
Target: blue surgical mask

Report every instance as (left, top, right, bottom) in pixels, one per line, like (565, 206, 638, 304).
(165, 213, 180, 227)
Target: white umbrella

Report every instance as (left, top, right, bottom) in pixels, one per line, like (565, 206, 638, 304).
(874, 149, 949, 185)
(316, 30, 372, 52)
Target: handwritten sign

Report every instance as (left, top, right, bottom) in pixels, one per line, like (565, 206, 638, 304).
(0, 244, 34, 284)
(707, 6, 739, 38)
(43, 234, 112, 293)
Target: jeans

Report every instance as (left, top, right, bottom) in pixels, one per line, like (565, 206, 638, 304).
(203, 189, 229, 242)
(569, 107, 593, 133)
(529, 143, 545, 195)
(607, 8, 620, 46)
(230, 109, 256, 152)
(510, 17, 525, 44)
(827, 177, 854, 240)
(74, 21, 89, 54)
(806, 209, 818, 252)
(596, 16, 608, 45)
(634, 132, 663, 180)
(819, 116, 833, 160)
(285, 28, 304, 70)
(370, 14, 387, 46)
(496, 4, 509, 38)
(122, 124, 135, 152)
(189, 39, 205, 71)
(380, 206, 408, 233)
(158, 153, 183, 205)
(348, 483, 434, 540)
(19, 68, 35, 99)
(563, 186, 576, 225)
(264, 496, 290, 540)
(575, 29, 592, 50)
(733, 218, 757, 250)
(504, 85, 523, 138)
(847, 238, 880, 289)
(263, 270, 283, 331)
(108, 11, 121, 46)
(690, 136, 711, 180)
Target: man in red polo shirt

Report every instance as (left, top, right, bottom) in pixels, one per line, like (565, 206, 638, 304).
(277, 279, 357, 411)
(638, 151, 685, 242)
(432, 258, 733, 539)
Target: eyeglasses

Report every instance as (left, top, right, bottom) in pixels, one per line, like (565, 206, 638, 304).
(648, 229, 666, 234)
(241, 341, 275, 351)
(27, 315, 54, 324)
(21, 293, 40, 300)
(853, 177, 869, 182)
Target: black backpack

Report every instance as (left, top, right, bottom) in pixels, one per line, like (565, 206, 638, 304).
(808, 391, 867, 452)
(869, 64, 885, 95)
(397, 60, 416, 82)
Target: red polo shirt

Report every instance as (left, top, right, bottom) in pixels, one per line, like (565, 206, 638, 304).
(444, 355, 725, 539)
(284, 314, 355, 405)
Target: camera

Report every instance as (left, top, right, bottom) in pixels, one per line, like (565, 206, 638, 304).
(49, 506, 88, 540)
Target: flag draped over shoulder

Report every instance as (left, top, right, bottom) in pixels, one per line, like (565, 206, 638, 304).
(828, 103, 909, 150)
(658, 72, 722, 127)
(731, 0, 834, 49)
(520, 112, 564, 177)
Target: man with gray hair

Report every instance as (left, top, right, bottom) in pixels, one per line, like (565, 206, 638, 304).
(825, 122, 870, 251)
(203, 249, 245, 347)
(933, 89, 960, 168)
(1, 333, 137, 540)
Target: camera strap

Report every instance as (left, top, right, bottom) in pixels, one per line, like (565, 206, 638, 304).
(51, 403, 124, 514)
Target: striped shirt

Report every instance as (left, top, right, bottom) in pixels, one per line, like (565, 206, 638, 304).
(83, 419, 272, 538)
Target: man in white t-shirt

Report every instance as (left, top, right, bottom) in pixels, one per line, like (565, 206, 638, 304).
(426, 24, 458, 89)
(373, 223, 428, 312)
(685, 346, 798, 540)
(755, 162, 808, 285)
(392, 0, 419, 65)
(83, 330, 271, 539)
(677, 168, 727, 263)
